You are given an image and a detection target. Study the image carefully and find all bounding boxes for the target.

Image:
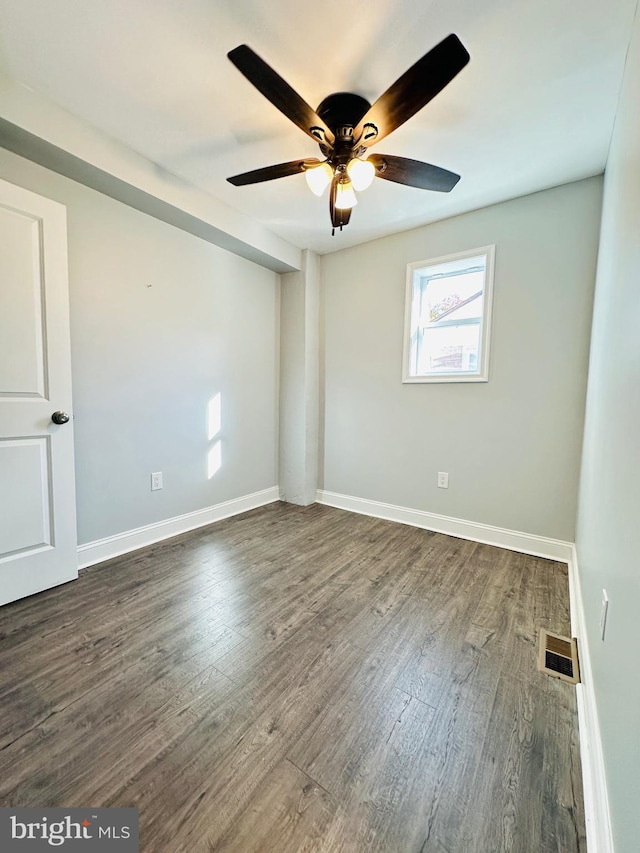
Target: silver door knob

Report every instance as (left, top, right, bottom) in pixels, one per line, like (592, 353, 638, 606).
(51, 411, 70, 425)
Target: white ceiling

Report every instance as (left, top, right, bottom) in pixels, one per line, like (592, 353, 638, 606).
(0, 0, 636, 255)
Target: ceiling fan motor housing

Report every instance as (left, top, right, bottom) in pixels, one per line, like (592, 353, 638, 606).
(315, 93, 373, 168)
(316, 93, 371, 138)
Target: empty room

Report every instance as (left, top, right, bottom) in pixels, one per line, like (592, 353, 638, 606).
(0, 1, 638, 851)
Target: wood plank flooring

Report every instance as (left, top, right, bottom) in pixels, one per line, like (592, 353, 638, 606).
(0, 503, 585, 852)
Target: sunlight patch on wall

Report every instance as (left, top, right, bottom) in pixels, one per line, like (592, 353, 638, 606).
(208, 393, 222, 441)
(207, 392, 222, 479)
(208, 440, 222, 479)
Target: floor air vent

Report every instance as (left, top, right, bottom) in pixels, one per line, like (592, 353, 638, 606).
(538, 630, 580, 684)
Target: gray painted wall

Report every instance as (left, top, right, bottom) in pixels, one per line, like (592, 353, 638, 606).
(0, 148, 280, 546)
(320, 178, 603, 541)
(279, 250, 320, 505)
(575, 9, 640, 851)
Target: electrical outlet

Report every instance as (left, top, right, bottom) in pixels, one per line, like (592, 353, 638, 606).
(600, 589, 609, 641)
(151, 472, 163, 491)
(437, 472, 449, 489)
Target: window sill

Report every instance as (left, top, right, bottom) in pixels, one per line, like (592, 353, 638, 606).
(402, 373, 488, 384)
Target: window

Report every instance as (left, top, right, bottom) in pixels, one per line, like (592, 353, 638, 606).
(403, 245, 495, 383)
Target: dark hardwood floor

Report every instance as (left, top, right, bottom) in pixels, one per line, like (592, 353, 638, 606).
(0, 503, 585, 852)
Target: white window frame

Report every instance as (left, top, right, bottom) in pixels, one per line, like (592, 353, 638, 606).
(402, 245, 495, 384)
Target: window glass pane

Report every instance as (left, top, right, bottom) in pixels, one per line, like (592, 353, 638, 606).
(420, 270, 484, 323)
(417, 322, 481, 374)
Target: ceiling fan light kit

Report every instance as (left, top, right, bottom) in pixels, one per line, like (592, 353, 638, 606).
(346, 157, 376, 191)
(227, 34, 470, 234)
(304, 161, 333, 196)
(334, 178, 358, 210)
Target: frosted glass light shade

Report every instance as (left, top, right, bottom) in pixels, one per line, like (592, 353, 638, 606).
(305, 162, 333, 196)
(335, 179, 358, 210)
(347, 157, 375, 191)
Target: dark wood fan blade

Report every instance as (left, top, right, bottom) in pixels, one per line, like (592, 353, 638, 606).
(354, 34, 469, 147)
(369, 154, 460, 192)
(228, 45, 335, 146)
(329, 176, 352, 230)
(335, 206, 352, 227)
(227, 159, 321, 186)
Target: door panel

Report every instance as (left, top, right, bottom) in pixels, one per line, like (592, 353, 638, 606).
(0, 205, 46, 397)
(0, 437, 52, 556)
(0, 178, 77, 606)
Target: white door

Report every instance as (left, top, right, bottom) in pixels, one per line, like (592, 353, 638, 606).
(0, 177, 78, 606)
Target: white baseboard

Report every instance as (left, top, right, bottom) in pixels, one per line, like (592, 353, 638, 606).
(568, 545, 614, 853)
(316, 490, 573, 562)
(77, 487, 280, 570)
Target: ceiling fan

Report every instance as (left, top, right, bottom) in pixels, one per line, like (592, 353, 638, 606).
(226, 35, 470, 234)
